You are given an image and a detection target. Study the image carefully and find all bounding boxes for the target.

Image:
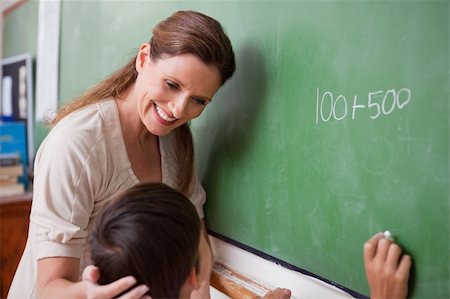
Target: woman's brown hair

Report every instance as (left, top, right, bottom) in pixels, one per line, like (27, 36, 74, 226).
(88, 182, 201, 298)
(51, 11, 235, 194)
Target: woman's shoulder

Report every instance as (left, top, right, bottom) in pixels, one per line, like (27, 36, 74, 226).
(37, 99, 118, 157)
(50, 99, 116, 138)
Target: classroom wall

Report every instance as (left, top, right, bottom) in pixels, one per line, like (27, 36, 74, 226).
(2, 0, 43, 153)
(3, 1, 449, 298)
(2, 0, 38, 59)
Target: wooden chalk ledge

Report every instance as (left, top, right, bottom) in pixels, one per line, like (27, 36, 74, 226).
(211, 262, 271, 299)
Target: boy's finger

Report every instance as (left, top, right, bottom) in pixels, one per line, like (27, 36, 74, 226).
(374, 237, 392, 262)
(397, 254, 412, 281)
(386, 243, 402, 267)
(364, 233, 384, 262)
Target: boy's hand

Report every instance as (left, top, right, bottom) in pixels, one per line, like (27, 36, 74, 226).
(260, 288, 291, 299)
(364, 233, 411, 299)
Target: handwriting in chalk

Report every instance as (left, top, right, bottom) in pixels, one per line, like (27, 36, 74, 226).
(315, 87, 411, 124)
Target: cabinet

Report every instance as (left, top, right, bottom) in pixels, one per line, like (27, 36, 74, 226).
(0, 194, 32, 298)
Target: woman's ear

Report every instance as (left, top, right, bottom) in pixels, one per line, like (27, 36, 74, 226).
(135, 42, 150, 73)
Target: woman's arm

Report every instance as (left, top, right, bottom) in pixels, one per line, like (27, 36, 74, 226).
(37, 257, 149, 299)
(37, 257, 85, 298)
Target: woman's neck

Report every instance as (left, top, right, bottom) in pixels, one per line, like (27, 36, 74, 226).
(115, 89, 161, 182)
(115, 86, 153, 146)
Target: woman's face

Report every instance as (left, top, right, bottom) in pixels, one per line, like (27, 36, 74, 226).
(134, 44, 221, 136)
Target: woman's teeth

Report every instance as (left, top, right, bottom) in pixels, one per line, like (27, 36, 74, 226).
(156, 105, 176, 122)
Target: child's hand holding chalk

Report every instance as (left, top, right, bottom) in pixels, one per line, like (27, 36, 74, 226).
(363, 232, 412, 299)
(383, 230, 394, 241)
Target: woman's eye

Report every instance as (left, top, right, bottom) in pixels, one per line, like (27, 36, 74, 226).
(194, 98, 207, 106)
(166, 80, 178, 89)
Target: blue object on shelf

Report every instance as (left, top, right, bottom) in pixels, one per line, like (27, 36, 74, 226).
(0, 121, 28, 189)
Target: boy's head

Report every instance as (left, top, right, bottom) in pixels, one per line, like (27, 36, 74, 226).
(88, 182, 202, 298)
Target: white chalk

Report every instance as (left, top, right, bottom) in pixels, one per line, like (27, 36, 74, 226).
(383, 230, 394, 241)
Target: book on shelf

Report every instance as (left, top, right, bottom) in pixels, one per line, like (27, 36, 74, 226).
(0, 153, 20, 166)
(0, 163, 24, 177)
(0, 175, 18, 185)
(0, 173, 25, 197)
(0, 153, 26, 197)
(0, 182, 25, 197)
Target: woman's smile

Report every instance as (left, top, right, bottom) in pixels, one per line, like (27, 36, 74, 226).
(154, 102, 177, 125)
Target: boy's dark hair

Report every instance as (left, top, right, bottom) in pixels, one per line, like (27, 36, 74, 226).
(88, 182, 201, 298)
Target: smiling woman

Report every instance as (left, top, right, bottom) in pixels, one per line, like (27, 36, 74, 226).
(7, 10, 236, 299)
(131, 51, 221, 136)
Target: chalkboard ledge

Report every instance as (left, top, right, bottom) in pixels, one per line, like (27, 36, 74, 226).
(208, 233, 363, 299)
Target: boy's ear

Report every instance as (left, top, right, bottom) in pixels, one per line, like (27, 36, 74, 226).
(135, 42, 150, 73)
(186, 267, 199, 289)
(179, 268, 199, 298)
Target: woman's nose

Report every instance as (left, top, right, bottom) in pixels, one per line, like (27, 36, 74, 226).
(169, 95, 189, 119)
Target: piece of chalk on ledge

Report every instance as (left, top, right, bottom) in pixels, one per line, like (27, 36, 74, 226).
(383, 230, 394, 241)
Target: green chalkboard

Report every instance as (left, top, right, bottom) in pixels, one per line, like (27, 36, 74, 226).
(193, 3, 449, 298)
(57, 1, 450, 298)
